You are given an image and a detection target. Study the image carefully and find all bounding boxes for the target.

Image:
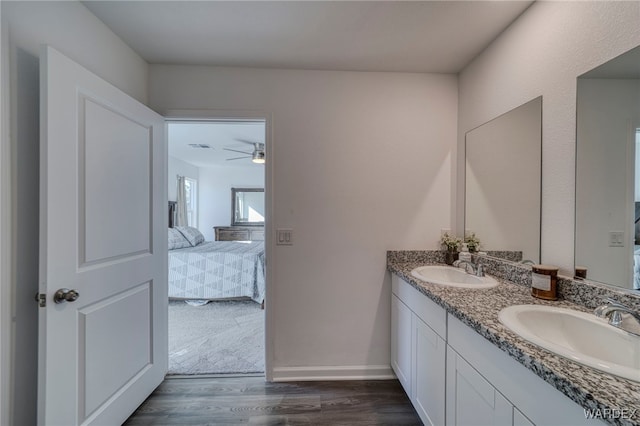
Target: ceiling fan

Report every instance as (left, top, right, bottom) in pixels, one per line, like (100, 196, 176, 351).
(224, 138, 265, 164)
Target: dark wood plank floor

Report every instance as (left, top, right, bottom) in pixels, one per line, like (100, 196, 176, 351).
(124, 375, 422, 425)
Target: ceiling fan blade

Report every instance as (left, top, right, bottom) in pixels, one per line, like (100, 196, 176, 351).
(224, 148, 252, 155)
(226, 156, 250, 161)
(235, 138, 264, 146)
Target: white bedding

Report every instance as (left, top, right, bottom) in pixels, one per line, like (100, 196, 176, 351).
(168, 241, 265, 303)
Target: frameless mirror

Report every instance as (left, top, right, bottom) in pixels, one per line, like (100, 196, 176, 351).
(465, 97, 542, 263)
(575, 45, 640, 290)
(231, 188, 265, 226)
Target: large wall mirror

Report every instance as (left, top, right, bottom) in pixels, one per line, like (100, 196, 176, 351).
(231, 188, 265, 226)
(575, 45, 640, 290)
(465, 97, 542, 263)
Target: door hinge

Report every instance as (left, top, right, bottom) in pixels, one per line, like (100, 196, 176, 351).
(34, 292, 46, 308)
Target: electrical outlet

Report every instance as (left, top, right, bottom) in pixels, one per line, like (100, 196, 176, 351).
(609, 231, 624, 247)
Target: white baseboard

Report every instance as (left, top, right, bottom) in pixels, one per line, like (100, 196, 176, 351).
(271, 365, 396, 382)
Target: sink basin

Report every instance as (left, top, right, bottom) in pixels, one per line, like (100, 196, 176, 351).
(499, 305, 640, 382)
(410, 265, 498, 289)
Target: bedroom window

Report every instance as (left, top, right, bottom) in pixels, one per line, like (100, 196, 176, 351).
(184, 177, 198, 227)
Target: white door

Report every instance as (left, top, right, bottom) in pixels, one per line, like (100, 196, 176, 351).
(38, 46, 167, 425)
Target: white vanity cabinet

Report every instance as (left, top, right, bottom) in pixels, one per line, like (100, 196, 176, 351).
(391, 275, 447, 426)
(446, 314, 603, 426)
(391, 275, 605, 426)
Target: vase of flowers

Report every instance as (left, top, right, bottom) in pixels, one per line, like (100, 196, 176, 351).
(440, 232, 462, 265)
(465, 232, 481, 253)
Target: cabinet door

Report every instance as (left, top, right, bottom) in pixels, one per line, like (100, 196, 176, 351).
(446, 346, 512, 426)
(513, 408, 534, 426)
(412, 317, 446, 426)
(391, 294, 412, 394)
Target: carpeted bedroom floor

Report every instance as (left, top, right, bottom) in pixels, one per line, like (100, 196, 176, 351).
(168, 300, 265, 375)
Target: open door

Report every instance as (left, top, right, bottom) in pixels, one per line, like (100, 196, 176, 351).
(38, 46, 167, 425)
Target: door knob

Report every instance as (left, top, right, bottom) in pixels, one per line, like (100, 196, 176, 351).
(53, 288, 79, 304)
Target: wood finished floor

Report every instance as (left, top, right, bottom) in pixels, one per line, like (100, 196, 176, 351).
(124, 375, 422, 425)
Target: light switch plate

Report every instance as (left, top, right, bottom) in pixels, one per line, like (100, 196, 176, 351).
(276, 229, 293, 245)
(609, 231, 624, 247)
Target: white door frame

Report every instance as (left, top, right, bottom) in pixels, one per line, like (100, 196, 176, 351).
(0, 11, 11, 426)
(164, 109, 274, 381)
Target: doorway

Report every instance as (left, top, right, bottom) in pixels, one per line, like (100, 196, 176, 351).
(166, 118, 267, 375)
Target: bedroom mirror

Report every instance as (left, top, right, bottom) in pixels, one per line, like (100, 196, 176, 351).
(465, 96, 542, 263)
(575, 45, 640, 290)
(232, 188, 265, 226)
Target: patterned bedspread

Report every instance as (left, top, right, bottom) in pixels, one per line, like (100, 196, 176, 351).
(168, 241, 265, 303)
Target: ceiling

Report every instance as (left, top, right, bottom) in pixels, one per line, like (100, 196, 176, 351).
(88, 1, 534, 168)
(83, 1, 533, 73)
(168, 121, 266, 168)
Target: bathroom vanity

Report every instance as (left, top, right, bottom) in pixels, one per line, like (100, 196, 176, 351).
(388, 251, 640, 426)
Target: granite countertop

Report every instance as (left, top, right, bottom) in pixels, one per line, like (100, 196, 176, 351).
(387, 259, 640, 426)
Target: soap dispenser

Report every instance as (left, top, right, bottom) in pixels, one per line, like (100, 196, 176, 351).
(531, 264, 558, 300)
(458, 243, 471, 262)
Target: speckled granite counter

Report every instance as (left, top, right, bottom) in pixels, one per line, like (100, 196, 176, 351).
(387, 252, 640, 426)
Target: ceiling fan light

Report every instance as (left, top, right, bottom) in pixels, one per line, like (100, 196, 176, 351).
(252, 150, 265, 164)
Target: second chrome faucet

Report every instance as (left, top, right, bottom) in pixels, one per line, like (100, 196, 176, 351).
(594, 298, 640, 336)
(453, 260, 485, 277)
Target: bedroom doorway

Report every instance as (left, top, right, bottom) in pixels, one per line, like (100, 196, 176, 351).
(166, 118, 267, 376)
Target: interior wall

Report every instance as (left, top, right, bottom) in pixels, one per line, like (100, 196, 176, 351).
(149, 65, 458, 376)
(1, 2, 149, 424)
(575, 78, 640, 288)
(198, 165, 264, 241)
(458, 1, 640, 274)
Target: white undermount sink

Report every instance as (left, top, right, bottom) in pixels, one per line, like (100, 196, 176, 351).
(499, 305, 640, 382)
(410, 265, 498, 289)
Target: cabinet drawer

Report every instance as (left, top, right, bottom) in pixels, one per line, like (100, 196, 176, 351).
(218, 230, 250, 241)
(215, 226, 264, 241)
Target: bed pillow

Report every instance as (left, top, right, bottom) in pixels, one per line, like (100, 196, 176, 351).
(168, 228, 191, 250)
(175, 226, 205, 247)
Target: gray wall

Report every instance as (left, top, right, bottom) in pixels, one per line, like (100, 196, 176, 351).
(149, 65, 458, 379)
(458, 1, 640, 274)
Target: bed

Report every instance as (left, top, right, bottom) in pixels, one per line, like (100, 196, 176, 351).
(168, 227, 265, 304)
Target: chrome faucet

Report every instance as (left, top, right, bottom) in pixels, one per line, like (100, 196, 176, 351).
(452, 260, 485, 277)
(594, 298, 640, 336)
